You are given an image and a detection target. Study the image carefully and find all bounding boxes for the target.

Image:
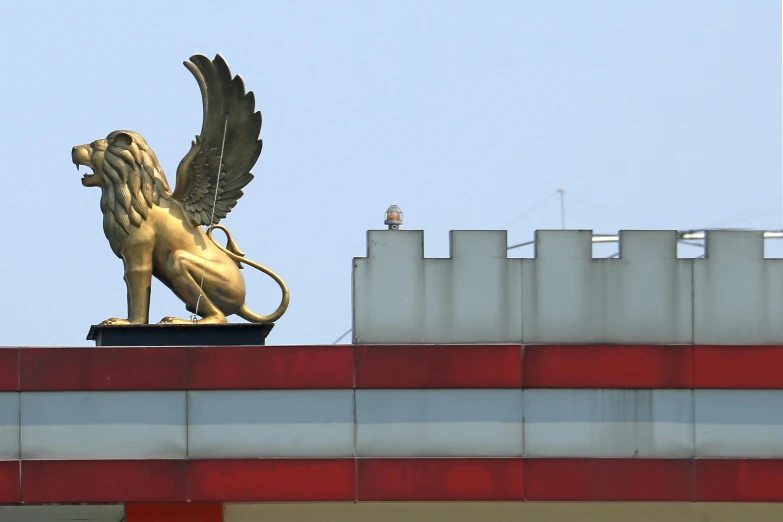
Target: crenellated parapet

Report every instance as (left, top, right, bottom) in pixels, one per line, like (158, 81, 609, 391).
(352, 229, 783, 344)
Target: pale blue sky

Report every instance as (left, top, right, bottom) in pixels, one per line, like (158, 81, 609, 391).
(0, 1, 779, 346)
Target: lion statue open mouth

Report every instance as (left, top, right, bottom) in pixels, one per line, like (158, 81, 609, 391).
(71, 54, 289, 326)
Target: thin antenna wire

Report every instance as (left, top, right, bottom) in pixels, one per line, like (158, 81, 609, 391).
(193, 115, 229, 320)
(567, 192, 658, 228)
(704, 199, 780, 229)
(503, 191, 558, 228)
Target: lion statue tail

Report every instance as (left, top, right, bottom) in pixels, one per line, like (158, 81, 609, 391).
(207, 224, 290, 323)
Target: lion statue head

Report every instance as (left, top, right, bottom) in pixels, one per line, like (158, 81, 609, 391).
(72, 130, 172, 245)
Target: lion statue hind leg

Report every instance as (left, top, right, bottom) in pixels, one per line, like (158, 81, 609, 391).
(157, 249, 237, 325)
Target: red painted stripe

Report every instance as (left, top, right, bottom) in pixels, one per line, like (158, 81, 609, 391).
(20, 348, 187, 391)
(358, 458, 524, 501)
(355, 345, 523, 388)
(0, 461, 20, 504)
(189, 346, 354, 389)
(11, 344, 783, 391)
(524, 458, 694, 501)
(0, 349, 19, 391)
(125, 503, 223, 522)
(694, 346, 783, 389)
(5, 458, 783, 503)
(524, 345, 694, 388)
(188, 459, 355, 502)
(696, 459, 783, 502)
(22, 460, 187, 504)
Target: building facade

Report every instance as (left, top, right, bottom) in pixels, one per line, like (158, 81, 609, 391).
(1, 228, 783, 521)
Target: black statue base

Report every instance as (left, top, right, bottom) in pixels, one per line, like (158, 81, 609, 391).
(86, 322, 275, 347)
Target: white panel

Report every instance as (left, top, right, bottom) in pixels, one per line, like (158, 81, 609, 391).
(21, 391, 186, 459)
(188, 390, 355, 458)
(0, 393, 19, 459)
(0, 506, 125, 522)
(522, 230, 597, 343)
(603, 230, 693, 343)
(695, 390, 783, 457)
(355, 389, 523, 457)
(524, 389, 694, 457)
(353, 230, 425, 343)
(694, 230, 783, 344)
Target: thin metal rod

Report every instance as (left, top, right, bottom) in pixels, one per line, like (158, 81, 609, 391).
(332, 329, 352, 345)
(557, 189, 566, 229)
(507, 230, 783, 251)
(194, 116, 229, 320)
(506, 239, 535, 251)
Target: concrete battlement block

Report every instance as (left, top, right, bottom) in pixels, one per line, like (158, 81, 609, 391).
(522, 231, 596, 343)
(694, 230, 783, 344)
(353, 231, 426, 343)
(609, 230, 692, 343)
(365, 229, 424, 259)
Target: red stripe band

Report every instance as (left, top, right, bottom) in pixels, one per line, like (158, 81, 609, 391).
(3, 344, 783, 391)
(2, 458, 782, 503)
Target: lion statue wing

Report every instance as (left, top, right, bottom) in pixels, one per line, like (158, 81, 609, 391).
(171, 54, 262, 226)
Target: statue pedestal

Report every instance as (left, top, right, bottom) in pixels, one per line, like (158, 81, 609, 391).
(86, 322, 275, 347)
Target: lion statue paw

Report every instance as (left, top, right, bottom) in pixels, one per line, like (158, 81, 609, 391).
(99, 318, 131, 326)
(158, 316, 192, 325)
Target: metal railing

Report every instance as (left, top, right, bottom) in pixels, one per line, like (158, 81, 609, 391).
(507, 229, 783, 257)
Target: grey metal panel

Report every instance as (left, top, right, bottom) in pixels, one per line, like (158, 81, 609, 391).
(524, 389, 694, 458)
(355, 389, 523, 457)
(187, 390, 355, 458)
(522, 230, 692, 343)
(353, 229, 522, 344)
(694, 390, 783, 457)
(0, 393, 19, 459)
(353, 230, 425, 343)
(522, 230, 598, 343)
(21, 391, 187, 460)
(603, 230, 693, 343)
(0, 506, 125, 522)
(352, 227, 783, 345)
(422, 258, 451, 341)
(445, 230, 523, 343)
(694, 230, 783, 344)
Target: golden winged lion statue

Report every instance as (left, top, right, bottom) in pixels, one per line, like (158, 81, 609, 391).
(71, 54, 290, 326)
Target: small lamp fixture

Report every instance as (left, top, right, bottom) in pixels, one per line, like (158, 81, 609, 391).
(384, 205, 403, 230)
